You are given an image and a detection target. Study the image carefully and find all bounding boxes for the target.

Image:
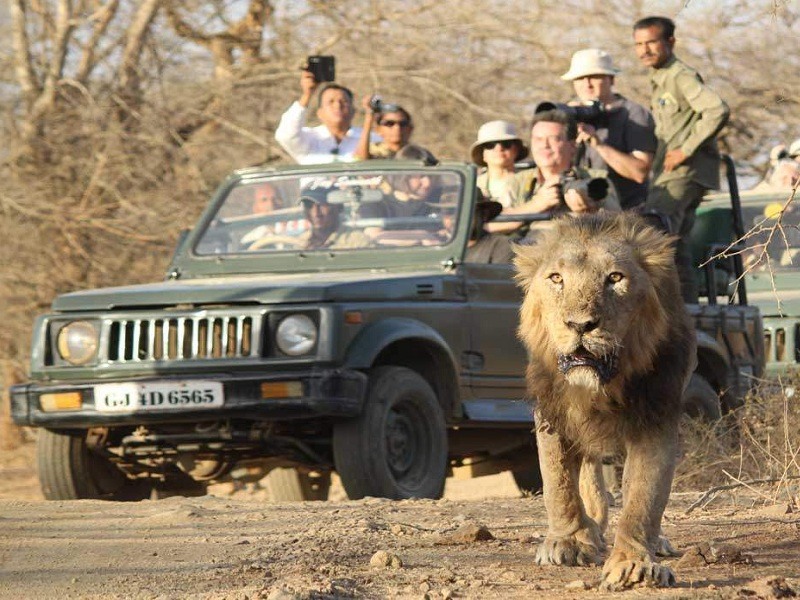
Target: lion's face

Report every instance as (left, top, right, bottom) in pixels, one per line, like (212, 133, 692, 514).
(515, 214, 678, 392)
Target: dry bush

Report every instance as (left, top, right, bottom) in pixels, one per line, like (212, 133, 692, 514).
(675, 377, 800, 508)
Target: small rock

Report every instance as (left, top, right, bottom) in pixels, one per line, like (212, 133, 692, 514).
(419, 582, 431, 593)
(676, 542, 752, 567)
(390, 524, 404, 535)
(441, 588, 453, 599)
(676, 545, 706, 568)
(435, 523, 494, 545)
(756, 503, 794, 518)
(369, 550, 403, 569)
(267, 589, 298, 600)
(565, 579, 590, 590)
(709, 543, 753, 565)
(741, 576, 797, 598)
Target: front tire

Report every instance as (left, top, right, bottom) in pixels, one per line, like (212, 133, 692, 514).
(682, 373, 722, 421)
(333, 366, 447, 500)
(37, 429, 151, 501)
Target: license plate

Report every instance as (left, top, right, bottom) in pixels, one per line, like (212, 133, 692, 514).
(94, 381, 224, 413)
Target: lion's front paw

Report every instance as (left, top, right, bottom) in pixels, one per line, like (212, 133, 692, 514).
(600, 551, 675, 590)
(535, 536, 602, 567)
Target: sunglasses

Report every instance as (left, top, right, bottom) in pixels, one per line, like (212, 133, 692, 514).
(379, 119, 411, 128)
(482, 140, 517, 151)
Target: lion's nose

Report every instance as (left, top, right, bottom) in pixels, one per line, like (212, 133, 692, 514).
(566, 319, 599, 334)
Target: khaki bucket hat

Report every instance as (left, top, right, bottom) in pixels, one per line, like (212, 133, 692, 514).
(469, 120, 529, 166)
(561, 48, 620, 81)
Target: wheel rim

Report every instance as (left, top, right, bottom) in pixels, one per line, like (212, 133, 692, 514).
(385, 400, 428, 488)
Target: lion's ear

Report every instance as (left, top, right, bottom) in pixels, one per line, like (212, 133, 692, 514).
(513, 243, 543, 291)
(632, 225, 678, 281)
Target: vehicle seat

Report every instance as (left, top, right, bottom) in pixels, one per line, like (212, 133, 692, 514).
(689, 206, 735, 299)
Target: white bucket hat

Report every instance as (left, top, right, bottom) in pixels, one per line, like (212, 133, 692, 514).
(469, 120, 529, 166)
(561, 48, 620, 81)
(788, 138, 800, 158)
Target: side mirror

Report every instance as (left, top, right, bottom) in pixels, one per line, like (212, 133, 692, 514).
(165, 228, 191, 279)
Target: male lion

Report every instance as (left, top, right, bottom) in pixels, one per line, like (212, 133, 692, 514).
(514, 212, 695, 590)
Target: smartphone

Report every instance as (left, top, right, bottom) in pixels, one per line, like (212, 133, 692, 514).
(305, 55, 335, 83)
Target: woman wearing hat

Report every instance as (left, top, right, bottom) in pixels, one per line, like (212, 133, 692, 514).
(470, 121, 529, 208)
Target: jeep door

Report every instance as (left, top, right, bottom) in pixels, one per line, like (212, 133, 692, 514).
(462, 261, 528, 403)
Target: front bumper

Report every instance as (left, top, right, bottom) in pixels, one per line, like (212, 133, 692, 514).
(10, 369, 367, 428)
(762, 316, 800, 371)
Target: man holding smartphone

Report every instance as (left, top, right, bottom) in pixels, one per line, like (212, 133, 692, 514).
(275, 63, 378, 164)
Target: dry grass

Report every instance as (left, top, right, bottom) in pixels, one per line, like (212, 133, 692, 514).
(675, 375, 800, 510)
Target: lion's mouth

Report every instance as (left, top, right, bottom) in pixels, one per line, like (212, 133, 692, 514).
(557, 346, 619, 383)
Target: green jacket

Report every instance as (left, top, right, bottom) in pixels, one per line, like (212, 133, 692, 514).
(650, 56, 729, 190)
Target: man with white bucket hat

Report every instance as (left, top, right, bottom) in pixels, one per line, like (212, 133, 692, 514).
(561, 48, 656, 210)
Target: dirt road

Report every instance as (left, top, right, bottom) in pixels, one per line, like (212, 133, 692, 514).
(1, 442, 799, 599)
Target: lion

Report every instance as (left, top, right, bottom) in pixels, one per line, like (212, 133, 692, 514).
(513, 212, 695, 590)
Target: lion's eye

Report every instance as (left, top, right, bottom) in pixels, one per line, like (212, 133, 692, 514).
(548, 273, 563, 284)
(608, 272, 624, 284)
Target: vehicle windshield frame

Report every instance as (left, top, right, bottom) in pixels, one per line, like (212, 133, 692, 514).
(170, 162, 478, 278)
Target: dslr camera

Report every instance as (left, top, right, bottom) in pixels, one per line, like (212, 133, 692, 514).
(535, 100, 607, 126)
(557, 174, 609, 210)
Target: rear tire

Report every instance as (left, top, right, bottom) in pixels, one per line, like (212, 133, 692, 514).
(333, 366, 447, 500)
(263, 468, 331, 501)
(37, 429, 151, 501)
(511, 437, 543, 496)
(682, 373, 722, 421)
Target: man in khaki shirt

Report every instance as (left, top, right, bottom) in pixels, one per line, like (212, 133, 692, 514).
(634, 16, 730, 302)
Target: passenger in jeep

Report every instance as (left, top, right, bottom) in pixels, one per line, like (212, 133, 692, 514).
(357, 165, 444, 244)
(240, 183, 285, 248)
(465, 193, 514, 264)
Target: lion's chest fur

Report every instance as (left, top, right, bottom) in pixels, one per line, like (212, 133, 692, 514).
(550, 384, 629, 458)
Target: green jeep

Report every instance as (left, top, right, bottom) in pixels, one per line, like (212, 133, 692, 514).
(698, 181, 800, 374)
(9, 160, 764, 501)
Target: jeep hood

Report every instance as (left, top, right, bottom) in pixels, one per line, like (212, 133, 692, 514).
(51, 269, 458, 312)
(747, 271, 800, 317)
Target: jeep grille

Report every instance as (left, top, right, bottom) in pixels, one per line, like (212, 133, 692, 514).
(107, 314, 259, 363)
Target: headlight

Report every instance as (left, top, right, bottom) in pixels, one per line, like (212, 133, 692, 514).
(56, 320, 99, 365)
(275, 314, 317, 356)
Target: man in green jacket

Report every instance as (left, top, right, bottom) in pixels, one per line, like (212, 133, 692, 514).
(634, 16, 729, 302)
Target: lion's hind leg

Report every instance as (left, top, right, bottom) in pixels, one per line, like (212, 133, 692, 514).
(578, 457, 608, 551)
(534, 419, 604, 567)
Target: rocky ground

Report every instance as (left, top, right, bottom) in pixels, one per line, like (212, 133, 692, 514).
(1, 441, 799, 600)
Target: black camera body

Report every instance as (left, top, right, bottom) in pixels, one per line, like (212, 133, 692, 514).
(305, 55, 336, 83)
(535, 100, 607, 126)
(368, 94, 383, 113)
(557, 174, 609, 210)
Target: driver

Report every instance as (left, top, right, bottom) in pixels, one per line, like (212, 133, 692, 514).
(297, 187, 371, 250)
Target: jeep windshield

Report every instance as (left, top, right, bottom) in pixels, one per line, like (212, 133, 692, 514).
(195, 169, 464, 256)
(741, 194, 800, 274)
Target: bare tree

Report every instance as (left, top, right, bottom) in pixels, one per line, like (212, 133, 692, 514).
(0, 0, 798, 369)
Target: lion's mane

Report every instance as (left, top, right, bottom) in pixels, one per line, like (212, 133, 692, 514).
(514, 213, 695, 449)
